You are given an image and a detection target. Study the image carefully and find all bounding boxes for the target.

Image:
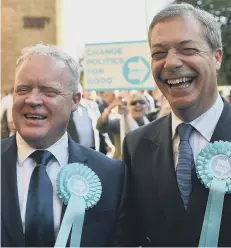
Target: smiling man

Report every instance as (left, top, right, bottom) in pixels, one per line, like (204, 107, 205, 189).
(1, 44, 131, 247)
(123, 3, 231, 247)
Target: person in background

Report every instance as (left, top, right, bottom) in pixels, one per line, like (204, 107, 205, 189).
(67, 85, 114, 155)
(1, 44, 131, 247)
(147, 88, 171, 121)
(225, 90, 231, 104)
(97, 90, 149, 159)
(98, 91, 115, 114)
(123, 3, 231, 247)
(1, 88, 16, 138)
(142, 90, 155, 114)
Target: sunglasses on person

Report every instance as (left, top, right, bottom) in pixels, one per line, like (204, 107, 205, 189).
(129, 100, 146, 106)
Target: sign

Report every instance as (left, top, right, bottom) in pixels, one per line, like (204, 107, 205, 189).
(84, 40, 154, 91)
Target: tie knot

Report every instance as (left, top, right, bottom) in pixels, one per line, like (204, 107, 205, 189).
(177, 123, 193, 141)
(29, 150, 53, 166)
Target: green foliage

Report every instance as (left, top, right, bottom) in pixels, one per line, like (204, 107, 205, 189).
(175, 0, 231, 85)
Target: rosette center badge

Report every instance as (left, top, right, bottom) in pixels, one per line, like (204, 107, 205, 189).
(68, 175, 89, 196)
(209, 155, 231, 179)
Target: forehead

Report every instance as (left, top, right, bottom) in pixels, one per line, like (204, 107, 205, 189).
(150, 15, 207, 48)
(15, 55, 69, 83)
(129, 92, 145, 101)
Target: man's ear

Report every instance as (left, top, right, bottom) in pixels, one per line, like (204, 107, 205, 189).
(71, 92, 81, 112)
(214, 48, 223, 71)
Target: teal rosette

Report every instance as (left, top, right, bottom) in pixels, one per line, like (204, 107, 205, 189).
(55, 163, 102, 248)
(196, 141, 231, 248)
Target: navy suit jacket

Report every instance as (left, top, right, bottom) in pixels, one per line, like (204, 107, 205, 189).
(1, 135, 131, 247)
(123, 100, 231, 247)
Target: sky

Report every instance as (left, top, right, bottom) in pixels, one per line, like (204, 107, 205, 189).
(61, 0, 173, 59)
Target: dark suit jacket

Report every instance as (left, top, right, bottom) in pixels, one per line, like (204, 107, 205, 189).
(123, 101, 231, 247)
(1, 135, 131, 247)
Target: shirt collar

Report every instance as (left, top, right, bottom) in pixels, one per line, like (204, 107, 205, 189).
(171, 94, 224, 141)
(16, 132, 69, 167)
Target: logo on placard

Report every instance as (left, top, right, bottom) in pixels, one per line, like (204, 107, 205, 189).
(123, 56, 150, 85)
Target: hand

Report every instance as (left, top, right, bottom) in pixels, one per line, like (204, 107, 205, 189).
(109, 96, 124, 110)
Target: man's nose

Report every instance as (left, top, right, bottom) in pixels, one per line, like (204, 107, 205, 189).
(25, 90, 43, 106)
(164, 50, 183, 72)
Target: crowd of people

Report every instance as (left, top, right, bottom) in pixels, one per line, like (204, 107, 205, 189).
(1, 2, 231, 247)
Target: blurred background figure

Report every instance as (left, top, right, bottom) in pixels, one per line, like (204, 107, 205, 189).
(98, 91, 115, 113)
(142, 90, 155, 114)
(225, 90, 231, 104)
(67, 85, 114, 156)
(147, 88, 171, 122)
(97, 90, 149, 159)
(1, 87, 16, 138)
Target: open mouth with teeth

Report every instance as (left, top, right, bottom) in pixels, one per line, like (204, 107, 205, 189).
(164, 77, 195, 89)
(24, 114, 47, 120)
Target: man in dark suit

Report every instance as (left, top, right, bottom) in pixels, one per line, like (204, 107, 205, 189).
(123, 3, 231, 247)
(1, 44, 130, 247)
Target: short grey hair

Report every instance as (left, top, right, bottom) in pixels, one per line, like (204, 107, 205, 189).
(16, 44, 80, 93)
(148, 3, 222, 51)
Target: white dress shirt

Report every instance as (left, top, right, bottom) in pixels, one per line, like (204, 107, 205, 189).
(16, 132, 69, 236)
(172, 94, 224, 168)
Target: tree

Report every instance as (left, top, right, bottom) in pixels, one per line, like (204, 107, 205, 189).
(175, 0, 231, 85)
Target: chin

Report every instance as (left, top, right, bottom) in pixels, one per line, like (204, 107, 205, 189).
(170, 96, 197, 110)
(19, 128, 47, 141)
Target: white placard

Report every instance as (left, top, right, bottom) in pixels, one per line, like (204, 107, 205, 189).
(84, 40, 155, 91)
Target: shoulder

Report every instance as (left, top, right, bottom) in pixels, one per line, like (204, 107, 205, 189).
(126, 115, 169, 142)
(83, 99, 99, 109)
(123, 115, 170, 154)
(70, 141, 126, 175)
(1, 135, 15, 152)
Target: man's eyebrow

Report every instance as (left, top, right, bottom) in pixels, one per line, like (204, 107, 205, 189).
(178, 40, 197, 45)
(151, 40, 197, 49)
(151, 43, 165, 49)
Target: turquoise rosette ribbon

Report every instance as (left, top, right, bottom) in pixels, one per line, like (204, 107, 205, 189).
(54, 163, 102, 248)
(196, 141, 231, 247)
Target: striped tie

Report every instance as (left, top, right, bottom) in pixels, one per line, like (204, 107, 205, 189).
(176, 123, 194, 209)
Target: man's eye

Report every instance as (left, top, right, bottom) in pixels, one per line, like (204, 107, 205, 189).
(181, 48, 199, 55)
(151, 52, 167, 60)
(44, 90, 58, 97)
(16, 87, 30, 94)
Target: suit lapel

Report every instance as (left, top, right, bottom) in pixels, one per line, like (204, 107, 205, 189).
(133, 115, 185, 237)
(1, 135, 25, 246)
(210, 101, 231, 142)
(67, 113, 79, 143)
(60, 136, 88, 219)
(60, 137, 91, 246)
(151, 115, 185, 224)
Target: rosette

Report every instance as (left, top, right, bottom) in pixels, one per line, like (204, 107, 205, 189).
(55, 163, 102, 248)
(196, 141, 231, 247)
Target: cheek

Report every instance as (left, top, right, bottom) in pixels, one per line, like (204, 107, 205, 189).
(12, 97, 25, 110)
(151, 61, 163, 79)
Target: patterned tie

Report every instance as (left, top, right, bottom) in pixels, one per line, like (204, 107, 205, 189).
(25, 150, 55, 247)
(176, 123, 194, 209)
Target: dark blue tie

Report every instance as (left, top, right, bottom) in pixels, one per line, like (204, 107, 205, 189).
(25, 150, 55, 247)
(176, 123, 194, 209)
